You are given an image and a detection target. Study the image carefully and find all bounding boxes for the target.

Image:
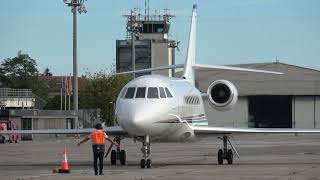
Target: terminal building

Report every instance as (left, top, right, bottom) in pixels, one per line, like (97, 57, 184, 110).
(0, 87, 100, 140)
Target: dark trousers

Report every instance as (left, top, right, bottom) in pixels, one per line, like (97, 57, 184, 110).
(92, 144, 105, 174)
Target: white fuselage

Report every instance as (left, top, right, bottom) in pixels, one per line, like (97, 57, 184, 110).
(115, 75, 207, 142)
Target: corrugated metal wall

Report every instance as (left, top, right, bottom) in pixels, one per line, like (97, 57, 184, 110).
(292, 96, 320, 128)
(203, 97, 248, 127)
(32, 118, 68, 140)
(203, 95, 320, 129)
(316, 96, 320, 128)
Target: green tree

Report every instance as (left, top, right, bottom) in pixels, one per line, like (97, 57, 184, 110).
(0, 51, 49, 100)
(1, 50, 38, 77)
(79, 69, 131, 125)
(44, 95, 68, 110)
(43, 67, 53, 76)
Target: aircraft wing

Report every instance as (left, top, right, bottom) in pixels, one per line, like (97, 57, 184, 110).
(193, 64, 283, 75)
(193, 126, 320, 135)
(0, 126, 128, 136)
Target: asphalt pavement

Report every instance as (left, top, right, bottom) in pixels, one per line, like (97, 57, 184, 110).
(0, 134, 320, 180)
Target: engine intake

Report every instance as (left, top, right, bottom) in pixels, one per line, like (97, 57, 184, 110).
(207, 80, 238, 111)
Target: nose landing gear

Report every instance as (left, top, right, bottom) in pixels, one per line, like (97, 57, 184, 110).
(140, 135, 152, 168)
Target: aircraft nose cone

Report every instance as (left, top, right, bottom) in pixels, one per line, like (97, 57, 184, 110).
(120, 106, 149, 134)
(131, 113, 147, 131)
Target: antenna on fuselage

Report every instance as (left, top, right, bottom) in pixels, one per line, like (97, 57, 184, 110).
(182, 4, 197, 86)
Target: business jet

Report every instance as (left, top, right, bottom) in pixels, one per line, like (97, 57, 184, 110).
(2, 4, 320, 168)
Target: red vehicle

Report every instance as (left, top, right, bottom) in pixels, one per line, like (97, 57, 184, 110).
(0, 120, 18, 143)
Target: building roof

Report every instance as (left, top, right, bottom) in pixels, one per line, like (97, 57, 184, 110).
(193, 62, 320, 96)
(39, 76, 74, 95)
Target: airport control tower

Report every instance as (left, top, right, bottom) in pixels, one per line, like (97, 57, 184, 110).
(116, 5, 178, 77)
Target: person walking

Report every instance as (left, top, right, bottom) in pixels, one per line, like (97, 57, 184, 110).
(77, 123, 120, 175)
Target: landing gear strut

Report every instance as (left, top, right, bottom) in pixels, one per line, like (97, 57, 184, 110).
(217, 136, 239, 165)
(107, 137, 126, 165)
(140, 135, 151, 168)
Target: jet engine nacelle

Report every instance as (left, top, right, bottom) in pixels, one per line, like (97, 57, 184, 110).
(207, 80, 238, 111)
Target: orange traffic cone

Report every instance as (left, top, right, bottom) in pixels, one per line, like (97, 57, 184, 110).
(58, 148, 71, 173)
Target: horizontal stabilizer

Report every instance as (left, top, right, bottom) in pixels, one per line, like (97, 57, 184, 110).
(116, 64, 184, 75)
(193, 64, 283, 75)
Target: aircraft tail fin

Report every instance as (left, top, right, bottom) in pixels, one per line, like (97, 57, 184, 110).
(182, 4, 197, 85)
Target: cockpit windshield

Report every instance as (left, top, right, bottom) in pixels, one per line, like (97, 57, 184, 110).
(147, 87, 159, 99)
(159, 87, 166, 98)
(125, 87, 136, 99)
(165, 87, 173, 98)
(136, 87, 146, 98)
(122, 87, 173, 99)
(120, 87, 127, 98)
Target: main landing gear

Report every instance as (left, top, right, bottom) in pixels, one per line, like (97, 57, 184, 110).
(106, 137, 126, 165)
(217, 136, 239, 165)
(140, 135, 152, 168)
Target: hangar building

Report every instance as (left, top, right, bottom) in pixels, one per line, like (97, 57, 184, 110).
(195, 62, 320, 128)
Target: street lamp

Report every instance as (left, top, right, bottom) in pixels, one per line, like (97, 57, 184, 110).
(63, 0, 87, 112)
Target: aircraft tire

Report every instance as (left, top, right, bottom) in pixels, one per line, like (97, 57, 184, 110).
(218, 149, 223, 165)
(140, 159, 146, 168)
(227, 149, 233, 164)
(146, 159, 152, 168)
(111, 150, 117, 165)
(120, 150, 126, 165)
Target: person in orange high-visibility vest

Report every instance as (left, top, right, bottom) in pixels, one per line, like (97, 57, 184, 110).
(77, 123, 119, 175)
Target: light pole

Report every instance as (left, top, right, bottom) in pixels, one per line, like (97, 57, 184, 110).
(63, 0, 87, 112)
(129, 22, 141, 79)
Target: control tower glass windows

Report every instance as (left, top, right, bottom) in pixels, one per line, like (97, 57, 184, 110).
(136, 87, 146, 98)
(125, 87, 136, 99)
(165, 88, 173, 98)
(147, 87, 159, 99)
(154, 24, 164, 33)
(139, 23, 166, 33)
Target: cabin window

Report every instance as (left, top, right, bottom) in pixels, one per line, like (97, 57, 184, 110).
(159, 87, 166, 98)
(147, 87, 159, 99)
(184, 95, 201, 105)
(165, 88, 173, 98)
(136, 87, 146, 98)
(125, 87, 136, 99)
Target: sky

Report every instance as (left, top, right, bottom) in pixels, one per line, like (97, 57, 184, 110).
(0, 0, 319, 76)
